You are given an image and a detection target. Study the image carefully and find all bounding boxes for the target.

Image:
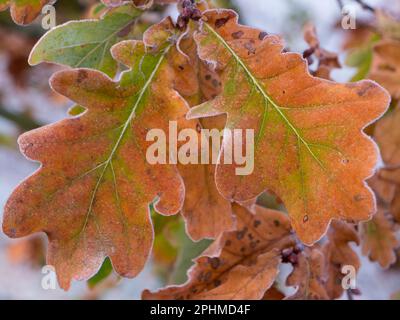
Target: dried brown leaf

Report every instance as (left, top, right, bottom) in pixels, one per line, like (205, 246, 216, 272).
(143, 203, 296, 300)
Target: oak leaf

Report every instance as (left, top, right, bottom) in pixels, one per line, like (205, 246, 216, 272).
(322, 221, 360, 299)
(369, 40, 400, 99)
(2, 18, 196, 289)
(142, 203, 296, 300)
(187, 9, 390, 245)
(173, 25, 234, 240)
(29, 3, 143, 77)
(345, 32, 379, 82)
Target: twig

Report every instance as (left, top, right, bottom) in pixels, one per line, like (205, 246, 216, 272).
(336, 0, 375, 13)
(347, 288, 362, 300)
(336, 0, 345, 11)
(0, 105, 42, 131)
(354, 0, 375, 12)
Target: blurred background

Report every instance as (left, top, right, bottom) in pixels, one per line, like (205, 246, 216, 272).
(0, 0, 399, 299)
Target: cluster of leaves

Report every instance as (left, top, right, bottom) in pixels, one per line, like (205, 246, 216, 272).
(1, 0, 399, 299)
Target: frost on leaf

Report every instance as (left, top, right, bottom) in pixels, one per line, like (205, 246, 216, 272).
(187, 9, 390, 245)
(2, 18, 197, 289)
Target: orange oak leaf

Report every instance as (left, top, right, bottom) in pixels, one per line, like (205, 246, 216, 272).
(142, 203, 297, 300)
(179, 155, 235, 240)
(286, 248, 329, 300)
(0, 0, 52, 25)
(369, 40, 400, 99)
(2, 18, 197, 289)
(322, 221, 360, 299)
(360, 209, 399, 268)
(187, 9, 390, 245)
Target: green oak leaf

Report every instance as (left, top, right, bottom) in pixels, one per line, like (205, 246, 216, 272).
(29, 3, 143, 77)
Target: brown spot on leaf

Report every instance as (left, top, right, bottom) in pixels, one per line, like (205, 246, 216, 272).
(212, 79, 221, 87)
(357, 83, 373, 97)
(232, 31, 244, 39)
(244, 42, 256, 55)
(236, 227, 248, 240)
(253, 220, 261, 228)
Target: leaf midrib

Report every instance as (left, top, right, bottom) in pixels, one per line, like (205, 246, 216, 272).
(76, 47, 170, 239)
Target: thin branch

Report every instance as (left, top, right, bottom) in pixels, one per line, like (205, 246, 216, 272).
(336, 0, 345, 11)
(354, 0, 375, 12)
(0, 105, 42, 131)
